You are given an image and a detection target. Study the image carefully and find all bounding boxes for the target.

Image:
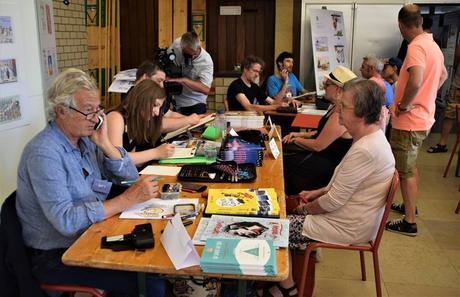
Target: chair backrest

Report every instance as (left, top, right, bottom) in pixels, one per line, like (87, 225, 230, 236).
(0, 191, 46, 297)
(372, 170, 399, 248)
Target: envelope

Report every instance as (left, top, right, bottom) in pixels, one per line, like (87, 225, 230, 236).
(160, 214, 200, 270)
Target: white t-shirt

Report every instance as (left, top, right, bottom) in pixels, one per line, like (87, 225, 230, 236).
(302, 129, 395, 245)
(169, 38, 214, 107)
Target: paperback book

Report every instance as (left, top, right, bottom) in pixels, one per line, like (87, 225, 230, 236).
(199, 215, 289, 248)
(200, 238, 277, 276)
(205, 188, 280, 217)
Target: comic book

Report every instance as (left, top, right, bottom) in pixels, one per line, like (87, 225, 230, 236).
(200, 215, 289, 248)
(205, 188, 280, 217)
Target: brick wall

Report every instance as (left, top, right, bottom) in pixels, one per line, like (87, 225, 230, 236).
(53, 0, 88, 72)
(208, 77, 237, 112)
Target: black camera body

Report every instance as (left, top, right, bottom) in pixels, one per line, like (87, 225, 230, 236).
(101, 223, 154, 251)
(154, 48, 182, 78)
(154, 48, 183, 97)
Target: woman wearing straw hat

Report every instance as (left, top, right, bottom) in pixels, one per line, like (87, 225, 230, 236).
(282, 65, 357, 195)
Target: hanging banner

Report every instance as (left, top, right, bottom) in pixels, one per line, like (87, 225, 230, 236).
(310, 8, 348, 96)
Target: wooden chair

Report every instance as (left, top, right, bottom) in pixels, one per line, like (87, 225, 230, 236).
(297, 170, 399, 297)
(443, 105, 460, 177)
(0, 191, 107, 297)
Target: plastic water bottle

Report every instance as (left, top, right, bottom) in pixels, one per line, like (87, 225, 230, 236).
(215, 107, 226, 137)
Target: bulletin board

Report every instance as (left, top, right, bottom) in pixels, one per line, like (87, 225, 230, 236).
(310, 8, 348, 96)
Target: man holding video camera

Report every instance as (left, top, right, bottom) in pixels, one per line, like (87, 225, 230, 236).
(167, 32, 214, 115)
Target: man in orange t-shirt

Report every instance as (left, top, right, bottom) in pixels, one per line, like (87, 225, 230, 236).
(385, 4, 447, 237)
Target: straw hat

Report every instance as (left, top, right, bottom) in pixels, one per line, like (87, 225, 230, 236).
(323, 65, 357, 87)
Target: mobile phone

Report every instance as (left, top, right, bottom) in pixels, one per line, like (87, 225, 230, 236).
(181, 182, 207, 193)
(94, 115, 104, 130)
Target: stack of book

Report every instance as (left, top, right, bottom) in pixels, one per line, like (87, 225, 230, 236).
(225, 111, 265, 129)
(200, 238, 277, 276)
(205, 188, 280, 218)
(192, 215, 289, 248)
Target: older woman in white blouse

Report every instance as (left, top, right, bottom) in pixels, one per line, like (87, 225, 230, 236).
(259, 79, 395, 297)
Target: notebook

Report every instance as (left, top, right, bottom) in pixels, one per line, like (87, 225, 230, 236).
(162, 114, 216, 141)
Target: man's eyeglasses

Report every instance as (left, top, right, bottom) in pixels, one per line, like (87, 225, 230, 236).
(68, 105, 104, 120)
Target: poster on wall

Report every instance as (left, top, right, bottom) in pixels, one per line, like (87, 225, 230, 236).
(36, 0, 58, 92)
(310, 8, 348, 96)
(0, 16, 14, 43)
(0, 95, 22, 124)
(0, 59, 18, 84)
(0, 4, 30, 131)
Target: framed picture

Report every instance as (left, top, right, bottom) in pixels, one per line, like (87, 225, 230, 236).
(191, 12, 205, 42)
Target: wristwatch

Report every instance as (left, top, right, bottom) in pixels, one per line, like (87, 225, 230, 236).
(397, 103, 408, 112)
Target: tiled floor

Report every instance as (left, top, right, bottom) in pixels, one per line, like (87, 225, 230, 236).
(77, 133, 460, 297)
(313, 132, 460, 297)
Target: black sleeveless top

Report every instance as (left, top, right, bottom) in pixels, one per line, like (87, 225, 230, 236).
(108, 108, 154, 153)
(313, 105, 352, 162)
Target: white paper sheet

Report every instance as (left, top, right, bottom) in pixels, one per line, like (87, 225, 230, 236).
(139, 165, 182, 176)
(119, 198, 199, 220)
(160, 214, 200, 269)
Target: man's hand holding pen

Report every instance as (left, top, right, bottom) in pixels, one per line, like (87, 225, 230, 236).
(122, 175, 161, 204)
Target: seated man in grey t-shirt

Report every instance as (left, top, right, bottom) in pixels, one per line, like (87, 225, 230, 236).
(167, 32, 214, 115)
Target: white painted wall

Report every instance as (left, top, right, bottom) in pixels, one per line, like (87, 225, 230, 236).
(0, 0, 46, 202)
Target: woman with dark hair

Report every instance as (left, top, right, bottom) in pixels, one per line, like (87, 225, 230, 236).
(107, 79, 175, 166)
(259, 79, 395, 297)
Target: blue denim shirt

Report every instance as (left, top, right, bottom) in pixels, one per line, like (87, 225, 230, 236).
(16, 121, 138, 250)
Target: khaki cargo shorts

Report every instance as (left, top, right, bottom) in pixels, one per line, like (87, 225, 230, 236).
(444, 86, 460, 119)
(390, 129, 429, 179)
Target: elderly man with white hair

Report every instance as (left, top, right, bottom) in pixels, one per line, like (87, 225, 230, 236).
(360, 55, 394, 107)
(16, 68, 166, 296)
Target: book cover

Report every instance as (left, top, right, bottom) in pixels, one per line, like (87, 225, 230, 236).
(192, 217, 210, 245)
(200, 215, 289, 248)
(200, 238, 277, 276)
(205, 188, 280, 217)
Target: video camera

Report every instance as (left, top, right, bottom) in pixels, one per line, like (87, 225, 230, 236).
(154, 48, 182, 79)
(154, 48, 183, 97)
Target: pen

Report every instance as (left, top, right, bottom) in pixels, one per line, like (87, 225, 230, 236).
(161, 213, 175, 219)
(121, 177, 161, 185)
(181, 212, 198, 220)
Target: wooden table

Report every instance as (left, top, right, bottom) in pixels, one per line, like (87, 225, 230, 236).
(62, 137, 288, 297)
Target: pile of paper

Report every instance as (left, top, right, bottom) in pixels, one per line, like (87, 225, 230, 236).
(224, 111, 265, 129)
(200, 238, 277, 276)
(108, 68, 137, 93)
